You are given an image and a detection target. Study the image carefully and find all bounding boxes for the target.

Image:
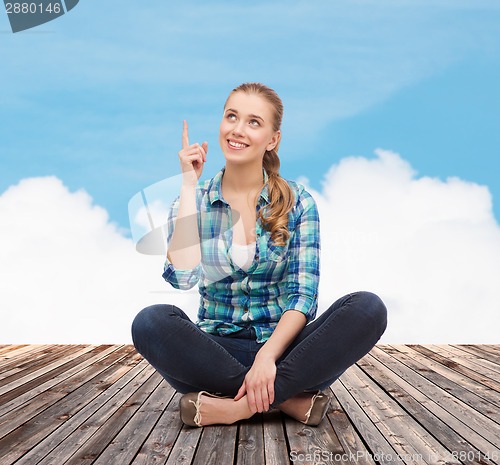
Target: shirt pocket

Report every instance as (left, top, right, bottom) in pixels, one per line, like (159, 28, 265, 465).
(267, 242, 290, 262)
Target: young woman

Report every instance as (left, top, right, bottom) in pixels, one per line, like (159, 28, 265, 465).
(132, 83, 387, 427)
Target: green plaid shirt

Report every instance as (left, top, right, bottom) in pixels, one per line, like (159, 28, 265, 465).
(163, 168, 320, 343)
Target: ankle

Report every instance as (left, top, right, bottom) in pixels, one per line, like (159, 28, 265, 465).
(232, 396, 254, 422)
(202, 395, 252, 425)
(276, 392, 314, 422)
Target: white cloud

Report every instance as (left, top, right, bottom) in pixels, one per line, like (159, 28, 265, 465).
(305, 149, 500, 343)
(0, 177, 198, 344)
(1, 152, 499, 344)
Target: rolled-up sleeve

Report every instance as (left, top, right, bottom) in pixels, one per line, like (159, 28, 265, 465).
(161, 195, 201, 290)
(283, 190, 320, 322)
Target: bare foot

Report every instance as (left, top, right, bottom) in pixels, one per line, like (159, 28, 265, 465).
(277, 392, 316, 422)
(196, 394, 254, 426)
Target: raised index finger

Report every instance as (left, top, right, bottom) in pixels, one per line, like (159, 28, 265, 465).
(182, 120, 189, 149)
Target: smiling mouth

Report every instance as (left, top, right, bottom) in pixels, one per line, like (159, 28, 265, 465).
(228, 140, 249, 149)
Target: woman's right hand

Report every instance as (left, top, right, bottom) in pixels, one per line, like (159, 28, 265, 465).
(178, 120, 208, 187)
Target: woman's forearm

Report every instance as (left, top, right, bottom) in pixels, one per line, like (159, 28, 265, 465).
(167, 185, 201, 269)
(257, 310, 307, 362)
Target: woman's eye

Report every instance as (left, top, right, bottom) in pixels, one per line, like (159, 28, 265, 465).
(227, 113, 236, 121)
(249, 119, 260, 126)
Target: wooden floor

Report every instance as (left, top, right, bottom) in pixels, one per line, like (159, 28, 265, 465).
(0, 344, 498, 465)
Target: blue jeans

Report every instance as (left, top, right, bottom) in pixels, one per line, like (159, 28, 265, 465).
(131, 291, 387, 408)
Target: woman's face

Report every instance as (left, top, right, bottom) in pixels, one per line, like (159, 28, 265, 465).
(219, 91, 280, 166)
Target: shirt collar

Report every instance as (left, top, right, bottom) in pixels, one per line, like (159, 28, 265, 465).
(208, 167, 270, 205)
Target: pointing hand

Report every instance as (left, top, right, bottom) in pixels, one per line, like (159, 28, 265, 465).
(178, 120, 208, 186)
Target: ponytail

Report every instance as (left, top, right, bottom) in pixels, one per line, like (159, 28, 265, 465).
(260, 148, 294, 246)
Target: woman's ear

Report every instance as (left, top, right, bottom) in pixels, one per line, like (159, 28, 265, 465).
(266, 130, 281, 151)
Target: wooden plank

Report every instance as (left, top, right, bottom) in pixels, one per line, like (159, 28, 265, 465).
(0, 345, 134, 439)
(34, 360, 152, 465)
(0, 345, 10, 354)
(0, 344, 85, 372)
(451, 345, 500, 365)
(262, 410, 290, 465)
(0, 347, 141, 465)
(131, 391, 185, 465)
(339, 364, 459, 465)
(236, 414, 265, 465)
(392, 345, 499, 409)
(359, 352, 498, 465)
(63, 369, 162, 465)
(0, 345, 120, 418)
(92, 379, 176, 465)
(284, 412, 346, 465)
(0, 345, 113, 403)
(444, 346, 500, 376)
(0, 345, 83, 376)
(462, 345, 500, 357)
(16, 357, 150, 465)
(191, 424, 238, 465)
(483, 345, 500, 355)
(0, 344, 32, 358)
(0, 344, 52, 371)
(0, 345, 81, 384)
(331, 378, 404, 465)
(410, 345, 500, 389)
(326, 389, 376, 465)
(371, 346, 500, 457)
(0, 344, 19, 354)
(1, 344, 498, 465)
(164, 425, 202, 465)
(384, 345, 500, 422)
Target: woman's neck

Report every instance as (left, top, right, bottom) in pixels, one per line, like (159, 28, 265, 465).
(222, 161, 265, 197)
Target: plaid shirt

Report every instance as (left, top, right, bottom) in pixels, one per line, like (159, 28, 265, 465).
(162, 168, 320, 343)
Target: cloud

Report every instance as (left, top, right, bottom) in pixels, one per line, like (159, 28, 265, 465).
(304, 149, 500, 343)
(0, 177, 199, 344)
(1, 150, 499, 344)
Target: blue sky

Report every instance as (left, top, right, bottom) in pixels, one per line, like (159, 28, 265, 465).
(1, 0, 499, 230)
(1, 1, 500, 344)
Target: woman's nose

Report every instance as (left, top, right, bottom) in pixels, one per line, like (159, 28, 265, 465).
(232, 121, 245, 136)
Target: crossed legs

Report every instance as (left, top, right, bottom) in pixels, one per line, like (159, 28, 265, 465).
(131, 291, 387, 425)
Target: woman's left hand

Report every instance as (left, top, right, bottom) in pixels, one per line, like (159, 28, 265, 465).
(234, 353, 276, 413)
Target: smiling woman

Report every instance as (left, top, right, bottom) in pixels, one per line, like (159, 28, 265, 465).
(220, 84, 295, 247)
(131, 82, 388, 428)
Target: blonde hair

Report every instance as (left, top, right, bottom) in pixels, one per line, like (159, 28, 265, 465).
(226, 82, 294, 246)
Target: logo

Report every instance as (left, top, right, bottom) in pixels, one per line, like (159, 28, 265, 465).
(3, 0, 79, 33)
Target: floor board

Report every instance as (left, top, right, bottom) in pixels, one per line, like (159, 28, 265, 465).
(0, 345, 498, 465)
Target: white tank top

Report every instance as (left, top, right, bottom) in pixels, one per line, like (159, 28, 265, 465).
(230, 241, 256, 271)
